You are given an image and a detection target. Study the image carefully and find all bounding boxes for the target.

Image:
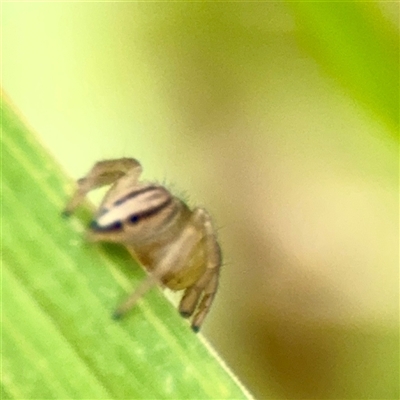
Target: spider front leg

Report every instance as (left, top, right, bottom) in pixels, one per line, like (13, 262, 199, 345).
(63, 158, 142, 216)
(179, 208, 222, 332)
(190, 272, 219, 332)
(113, 208, 220, 332)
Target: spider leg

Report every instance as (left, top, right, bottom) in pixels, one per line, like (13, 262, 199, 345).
(112, 209, 205, 319)
(179, 274, 211, 319)
(63, 158, 142, 216)
(112, 273, 158, 319)
(178, 208, 222, 331)
(191, 272, 219, 332)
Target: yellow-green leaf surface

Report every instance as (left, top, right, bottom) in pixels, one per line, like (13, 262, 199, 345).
(1, 95, 251, 399)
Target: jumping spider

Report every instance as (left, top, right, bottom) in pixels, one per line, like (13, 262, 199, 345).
(64, 158, 221, 332)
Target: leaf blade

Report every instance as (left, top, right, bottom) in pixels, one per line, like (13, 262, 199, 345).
(1, 94, 252, 399)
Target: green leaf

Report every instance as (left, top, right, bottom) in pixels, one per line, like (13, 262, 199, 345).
(287, 2, 399, 137)
(1, 94, 252, 399)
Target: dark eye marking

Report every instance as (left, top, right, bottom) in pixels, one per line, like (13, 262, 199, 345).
(90, 220, 123, 232)
(113, 186, 160, 207)
(129, 215, 140, 224)
(127, 197, 173, 225)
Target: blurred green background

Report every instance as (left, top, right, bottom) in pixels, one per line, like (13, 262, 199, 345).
(2, 2, 398, 399)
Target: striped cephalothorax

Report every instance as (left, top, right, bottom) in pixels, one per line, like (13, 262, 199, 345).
(64, 158, 221, 332)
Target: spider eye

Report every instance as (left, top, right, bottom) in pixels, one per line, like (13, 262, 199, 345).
(109, 221, 123, 230)
(129, 214, 140, 224)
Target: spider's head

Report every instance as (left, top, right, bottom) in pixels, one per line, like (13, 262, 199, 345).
(88, 183, 180, 244)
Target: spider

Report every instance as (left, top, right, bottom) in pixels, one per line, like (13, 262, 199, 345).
(63, 158, 221, 332)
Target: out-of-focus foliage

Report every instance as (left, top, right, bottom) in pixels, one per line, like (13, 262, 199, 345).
(288, 2, 399, 137)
